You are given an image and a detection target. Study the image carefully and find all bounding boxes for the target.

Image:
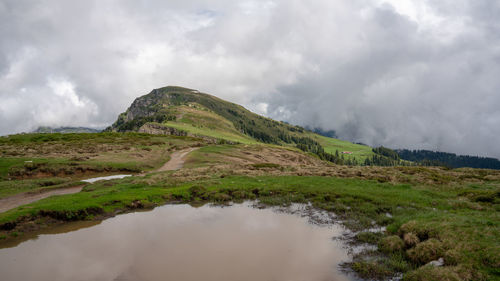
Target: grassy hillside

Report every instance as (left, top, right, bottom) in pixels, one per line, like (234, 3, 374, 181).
(0, 132, 205, 197)
(108, 86, 307, 142)
(33, 126, 102, 133)
(162, 104, 257, 144)
(107, 86, 386, 164)
(308, 134, 375, 161)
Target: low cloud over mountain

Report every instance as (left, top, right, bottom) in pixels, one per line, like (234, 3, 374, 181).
(1, 0, 499, 157)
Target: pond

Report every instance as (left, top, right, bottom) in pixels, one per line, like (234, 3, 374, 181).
(81, 174, 132, 183)
(0, 203, 358, 281)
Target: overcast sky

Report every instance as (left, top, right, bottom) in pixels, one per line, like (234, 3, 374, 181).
(1, 0, 499, 158)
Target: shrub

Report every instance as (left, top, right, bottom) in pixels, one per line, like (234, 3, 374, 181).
(386, 253, 411, 273)
(403, 232, 420, 248)
(352, 261, 392, 280)
(404, 266, 461, 281)
(406, 238, 445, 265)
(379, 235, 405, 254)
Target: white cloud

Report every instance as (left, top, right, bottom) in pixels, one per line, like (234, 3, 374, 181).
(0, 0, 499, 158)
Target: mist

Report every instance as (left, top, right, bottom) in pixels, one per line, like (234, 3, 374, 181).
(1, 0, 499, 157)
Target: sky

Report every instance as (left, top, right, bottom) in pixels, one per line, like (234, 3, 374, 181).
(1, 0, 499, 158)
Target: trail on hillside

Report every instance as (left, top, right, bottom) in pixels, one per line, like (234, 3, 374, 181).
(0, 147, 199, 213)
(0, 185, 84, 213)
(156, 147, 199, 172)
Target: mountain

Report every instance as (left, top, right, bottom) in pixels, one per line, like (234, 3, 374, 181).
(33, 126, 101, 134)
(107, 86, 378, 165)
(107, 86, 307, 143)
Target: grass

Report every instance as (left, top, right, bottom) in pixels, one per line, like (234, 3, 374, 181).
(109, 87, 378, 159)
(0, 173, 498, 280)
(165, 122, 256, 144)
(182, 143, 323, 171)
(183, 145, 237, 168)
(0, 133, 204, 197)
(158, 104, 257, 144)
(0, 157, 31, 179)
(1, 156, 141, 179)
(0, 178, 80, 199)
(162, 105, 257, 144)
(310, 134, 375, 161)
(162, 104, 377, 159)
(356, 231, 385, 244)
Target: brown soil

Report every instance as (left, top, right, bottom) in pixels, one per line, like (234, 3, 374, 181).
(12, 167, 138, 180)
(0, 185, 84, 213)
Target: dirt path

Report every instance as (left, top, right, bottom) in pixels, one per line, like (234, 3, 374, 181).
(0, 185, 84, 213)
(156, 147, 199, 172)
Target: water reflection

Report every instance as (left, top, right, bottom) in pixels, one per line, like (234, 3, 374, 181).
(0, 204, 355, 281)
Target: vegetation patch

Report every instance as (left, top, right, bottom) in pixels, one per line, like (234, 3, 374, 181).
(0, 178, 78, 199)
(403, 264, 486, 281)
(379, 235, 405, 254)
(406, 238, 445, 265)
(351, 260, 394, 280)
(355, 231, 384, 244)
(251, 163, 281, 169)
(403, 232, 420, 248)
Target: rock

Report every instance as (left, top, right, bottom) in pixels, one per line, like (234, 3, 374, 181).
(129, 200, 144, 209)
(427, 257, 444, 267)
(138, 123, 221, 144)
(138, 123, 188, 136)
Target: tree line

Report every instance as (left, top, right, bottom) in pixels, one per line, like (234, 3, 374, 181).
(396, 149, 500, 170)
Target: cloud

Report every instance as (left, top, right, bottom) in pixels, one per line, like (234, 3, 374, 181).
(1, 0, 499, 158)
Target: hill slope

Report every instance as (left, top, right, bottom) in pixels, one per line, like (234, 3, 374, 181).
(33, 126, 101, 134)
(108, 86, 306, 142)
(107, 86, 376, 164)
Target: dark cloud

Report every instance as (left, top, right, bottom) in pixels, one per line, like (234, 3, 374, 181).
(1, 0, 499, 158)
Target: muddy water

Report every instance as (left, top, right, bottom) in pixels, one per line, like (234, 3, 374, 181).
(0, 204, 356, 281)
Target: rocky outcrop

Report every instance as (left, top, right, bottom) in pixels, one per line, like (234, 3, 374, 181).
(138, 123, 188, 136)
(106, 86, 201, 132)
(138, 123, 225, 144)
(125, 89, 165, 122)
